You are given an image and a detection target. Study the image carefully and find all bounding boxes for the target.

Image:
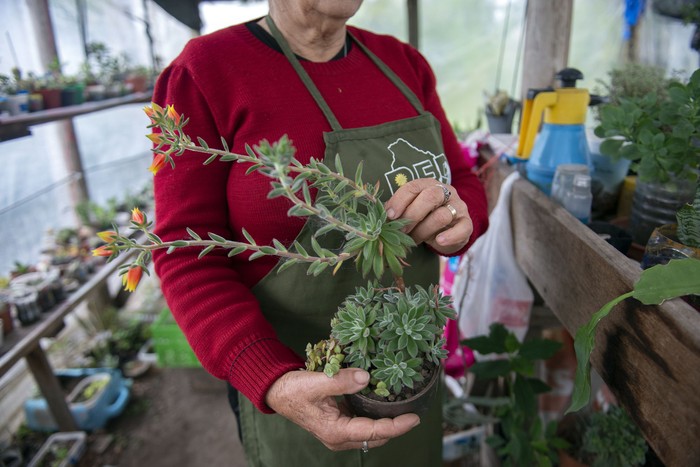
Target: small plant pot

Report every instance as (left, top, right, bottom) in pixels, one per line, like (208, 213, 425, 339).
(24, 368, 131, 431)
(38, 88, 62, 109)
(344, 363, 441, 419)
(27, 431, 86, 467)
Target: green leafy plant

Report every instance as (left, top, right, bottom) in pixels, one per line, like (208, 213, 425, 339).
(95, 103, 456, 405)
(460, 323, 569, 467)
(676, 185, 700, 248)
(568, 258, 700, 413)
(581, 405, 648, 467)
(594, 68, 700, 183)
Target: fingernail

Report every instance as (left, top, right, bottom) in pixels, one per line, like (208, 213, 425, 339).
(386, 208, 396, 219)
(436, 234, 446, 244)
(354, 370, 369, 385)
(411, 417, 421, 428)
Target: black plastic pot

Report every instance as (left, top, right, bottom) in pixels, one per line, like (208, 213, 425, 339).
(344, 364, 441, 419)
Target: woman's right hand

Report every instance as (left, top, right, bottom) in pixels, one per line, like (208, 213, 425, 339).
(265, 368, 421, 451)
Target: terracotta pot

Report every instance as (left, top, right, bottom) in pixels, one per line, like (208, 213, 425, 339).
(344, 364, 441, 419)
(126, 74, 148, 93)
(37, 88, 62, 109)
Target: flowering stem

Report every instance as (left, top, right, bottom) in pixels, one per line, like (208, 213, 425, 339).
(118, 238, 356, 265)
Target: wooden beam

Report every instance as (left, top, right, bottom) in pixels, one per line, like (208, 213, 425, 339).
(520, 0, 573, 100)
(25, 347, 78, 431)
(482, 159, 700, 467)
(407, 0, 419, 49)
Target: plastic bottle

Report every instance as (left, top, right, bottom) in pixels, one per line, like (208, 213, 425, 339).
(562, 173, 592, 223)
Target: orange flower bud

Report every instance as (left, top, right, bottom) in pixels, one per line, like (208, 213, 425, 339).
(131, 207, 145, 225)
(122, 266, 143, 292)
(143, 105, 157, 122)
(97, 231, 118, 243)
(166, 105, 181, 125)
(92, 245, 113, 257)
(150, 102, 164, 114)
(149, 153, 167, 175)
(146, 133, 163, 144)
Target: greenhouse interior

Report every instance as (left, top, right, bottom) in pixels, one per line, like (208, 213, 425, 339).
(0, 0, 699, 466)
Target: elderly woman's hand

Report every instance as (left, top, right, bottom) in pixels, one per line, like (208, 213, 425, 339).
(384, 178, 473, 255)
(265, 368, 420, 451)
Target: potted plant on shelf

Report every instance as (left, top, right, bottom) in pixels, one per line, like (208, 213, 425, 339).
(595, 68, 700, 245)
(94, 103, 455, 419)
(484, 89, 519, 134)
(589, 62, 675, 217)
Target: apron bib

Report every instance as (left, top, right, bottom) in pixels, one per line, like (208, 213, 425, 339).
(239, 16, 451, 467)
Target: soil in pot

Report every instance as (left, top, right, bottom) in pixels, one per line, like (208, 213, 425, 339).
(344, 361, 440, 419)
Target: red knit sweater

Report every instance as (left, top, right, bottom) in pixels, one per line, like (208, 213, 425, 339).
(151, 22, 488, 413)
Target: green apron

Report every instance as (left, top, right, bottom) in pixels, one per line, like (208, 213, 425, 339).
(238, 16, 452, 467)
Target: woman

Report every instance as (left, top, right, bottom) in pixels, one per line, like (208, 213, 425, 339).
(151, 1, 488, 465)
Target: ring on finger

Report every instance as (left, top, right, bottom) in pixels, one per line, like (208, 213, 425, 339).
(436, 184, 451, 205)
(361, 440, 369, 453)
(445, 203, 457, 220)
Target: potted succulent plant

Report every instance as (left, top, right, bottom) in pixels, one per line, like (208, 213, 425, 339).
(484, 89, 519, 134)
(94, 103, 456, 419)
(595, 68, 700, 244)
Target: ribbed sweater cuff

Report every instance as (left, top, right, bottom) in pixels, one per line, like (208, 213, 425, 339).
(228, 338, 305, 414)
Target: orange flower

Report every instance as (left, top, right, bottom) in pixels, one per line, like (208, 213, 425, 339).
(92, 245, 113, 257)
(146, 133, 163, 144)
(149, 153, 167, 175)
(97, 231, 118, 243)
(143, 105, 157, 122)
(131, 207, 145, 225)
(122, 266, 143, 292)
(166, 105, 181, 125)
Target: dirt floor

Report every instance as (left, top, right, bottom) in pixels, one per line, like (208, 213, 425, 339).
(75, 366, 248, 467)
(6, 366, 247, 467)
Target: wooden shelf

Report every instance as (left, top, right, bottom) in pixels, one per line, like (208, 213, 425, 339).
(479, 141, 700, 467)
(0, 92, 152, 142)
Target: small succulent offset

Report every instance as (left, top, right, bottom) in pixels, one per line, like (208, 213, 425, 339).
(95, 103, 455, 401)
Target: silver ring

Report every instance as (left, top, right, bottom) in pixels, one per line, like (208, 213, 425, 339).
(361, 440, 369, 453)
(436, 184, 451, 205)
(445, 203, 457, 220)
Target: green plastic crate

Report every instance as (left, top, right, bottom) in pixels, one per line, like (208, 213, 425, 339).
(151, 308, 201, 367)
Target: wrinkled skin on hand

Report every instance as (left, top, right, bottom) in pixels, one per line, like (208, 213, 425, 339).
(265, 368, 421, 451)
(384, 178, 473, 255)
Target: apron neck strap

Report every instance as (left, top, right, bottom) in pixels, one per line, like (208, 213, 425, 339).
(347, 31, 425, 115)
(265, 16, 425, 131)
(266, 15, 342, 130)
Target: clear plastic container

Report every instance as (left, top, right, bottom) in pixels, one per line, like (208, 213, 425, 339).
(562, 173, 593, 224)
(551, 164, 589, 205)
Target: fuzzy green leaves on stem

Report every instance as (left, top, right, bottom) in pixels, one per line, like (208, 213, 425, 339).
(567, 258, 700, 413)
(112, 105, 419, 288)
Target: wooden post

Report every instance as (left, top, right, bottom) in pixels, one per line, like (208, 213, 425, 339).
(520, 0, 573, 100)
(27, 0, 90, 211)
(25, 347, 78, 431)
(407, 0, 419, 49)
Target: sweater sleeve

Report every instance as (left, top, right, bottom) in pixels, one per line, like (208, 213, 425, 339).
(409, 49, 489, 254)
(151, 64, 304, 413)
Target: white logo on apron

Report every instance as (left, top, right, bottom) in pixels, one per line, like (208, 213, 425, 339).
(383, 138, 452, 195)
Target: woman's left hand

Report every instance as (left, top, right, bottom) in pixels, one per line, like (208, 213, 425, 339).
(384, 178, 473, 255)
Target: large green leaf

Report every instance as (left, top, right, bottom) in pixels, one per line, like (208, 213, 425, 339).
(568, 258, 700, 413)
(633, 258, 700, 304)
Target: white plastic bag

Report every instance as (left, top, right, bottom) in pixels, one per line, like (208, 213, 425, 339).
(452, 171, 533, 342)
